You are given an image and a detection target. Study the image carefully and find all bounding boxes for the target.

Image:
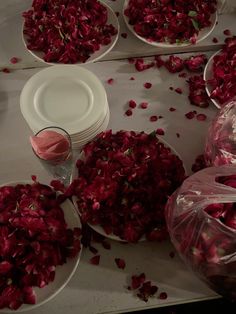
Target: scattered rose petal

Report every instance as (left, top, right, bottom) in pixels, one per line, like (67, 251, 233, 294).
(140, 102, 148, 109)
(212, 37, 218, 43)
(187, 75, 209, 108)
(178, 72, 187, 78)
(125, 109, 133, 116)
(107, 78, 114, 85)
(144, 82, 152, 89)
(196, 113, 207, 121)
(176, 133, 180, 138)
(90, 255, 100, 265)
(129, 77, 135, 80)
(169, 251, 175, 258)
(137, 281, 158, 302)
(128, 58, 135, 64)
(2, 68, 10, 73)
(131, 273, 146, 289)
(185, 111, 196, 119)
(115, 258, 126, 269)
(159, 115, 163, 119)
(165, 55, 184, 73)
(169, 107, 176, 112)
(135, 58, 155, 72)
(121, 33, 128, 38)
(129, 100, 137, 108)
(10, 57, 20, 64)
(223, 29, 231, 36)
(184, 54, 207, 72)
(101, 240, 111, 250)
(159, 292, 168, 300)
(150, 115, 158, 122)
(169, 87, 174, 91)
(31, 175, 37, 182)
(156, 128, 165, 136)
(175, 88, 183, 94)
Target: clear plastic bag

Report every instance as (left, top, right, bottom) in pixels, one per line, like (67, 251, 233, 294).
(165, 164, 236, 300)
(205, 99, 236, 166)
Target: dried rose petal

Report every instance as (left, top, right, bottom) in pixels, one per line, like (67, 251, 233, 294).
(185, 111, 196, 119)
(156, 128, 165, 136)
(165, 56, 184, 73)
(159, 292, 168, 300)
(169, 107, 176, 112)
(107, 78, 114, 85)
(131, 273, 146, 289)
(178, 72, 187, 78)
(10, 57, 20, 64)
(121, 33, 128, 39)
(90, 255, 100, 265)
(137, 281, 158, 302)
(115, 258, 126, 269)
(140, 102, 148, 109)
(184, 54, 207, 72)
(150, 115, 158, 122)
(144, 82, 152, 89)
(176, 133, 180, 138)
(2, 68, 10, 73)
(101, 240, 111, 250)
(169, 251, 175, 258)
(129, 77, 135, 80)
(129, 100, 137, 108)
(134, 58, 155, 72)
(175, 88, 183, 94)
(187, 75, 209, 108)
(223, 29, 231, 36)
(196, 113, 207, 121)
(125, 109, 133, 116)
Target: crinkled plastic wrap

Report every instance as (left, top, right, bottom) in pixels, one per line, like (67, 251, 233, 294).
(205, 99, 236, 166)
(165, 165, 236, 300)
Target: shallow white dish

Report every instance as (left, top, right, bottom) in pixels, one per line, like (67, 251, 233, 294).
(20, 65, 108, 135)
(0, 181, 82, 313)
(71, 136, 185, 242)
(22, 1, 119, 65)
(123, 0, 217, 48)
(203, 49, 222, 109)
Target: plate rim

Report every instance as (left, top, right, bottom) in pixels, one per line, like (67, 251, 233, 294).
(0, 180, 82, 313)
(22, 0, 120, 65)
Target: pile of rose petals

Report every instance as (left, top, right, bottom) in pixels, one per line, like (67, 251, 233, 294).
(207, 36, 236, 106)
(23, 0, 117, 63)
(0, 181, 81, 310)
(124, 0, 217, 44)
(70, 130, 186, 242)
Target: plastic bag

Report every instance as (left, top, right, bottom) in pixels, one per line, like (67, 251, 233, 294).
(205, 99, 236, 166)
(165, 164, 236, 300)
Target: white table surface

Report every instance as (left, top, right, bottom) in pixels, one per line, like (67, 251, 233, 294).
(1, 0, 235, 313)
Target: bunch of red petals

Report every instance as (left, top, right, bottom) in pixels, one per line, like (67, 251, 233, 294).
(124, 0, 217, 44)
(23, 0, 117, 63)
(207, 36, 236, 106)
(187, 75, 209, 107)
(71, 130, 185, 242)
(0, 181, 81, 310)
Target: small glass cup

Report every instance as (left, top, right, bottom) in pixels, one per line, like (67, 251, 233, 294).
(31, 126, 73, 185)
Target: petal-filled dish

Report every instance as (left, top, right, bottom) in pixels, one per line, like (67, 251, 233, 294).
(71, 130, 186, 243)
(0, 180, 82, 311)
(22, 0, 119, 64)
(123, 0, 217, 47)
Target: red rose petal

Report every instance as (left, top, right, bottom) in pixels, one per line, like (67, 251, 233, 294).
(125, 109, 133, 116)
(107, 78, 114, 85)
(176, 133, 180, 138)
(140, 102, 148, 109)
(129, 77, 135, 80)
(185, 111, 196, 119)
(212, 37, 218, 43)
(159, 292, 168, 300)
(144, 82, 152, 89)
(178, 72, 187, 78)
(150, 115, 158, 122)
(115, 258, 126, 269)
(129, 100, 137, 108)
(101, 240, 111, 250)
(131, 273, 146, 289)
(223, 29, 231, 36)
(90, 255, 100, 265)
(156, 128, 165, 136)
(175, 88, 183, 94)
(2, 68, 10, 73)
(10, 57, 20, 64)
(196, 113, 207, 121)
(121, 33, 128, 39)
(169, 107, 176, 112)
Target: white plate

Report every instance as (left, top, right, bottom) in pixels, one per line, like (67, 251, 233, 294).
(22, 1, 119, 65)
(123, 0, 217, 48)
(203, 49, 222, 109)
(20, 65, 108, 135)
(71, 135, 186, 242)
(0, 181, 82, 312)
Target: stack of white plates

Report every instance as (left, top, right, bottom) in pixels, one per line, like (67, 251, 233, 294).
(20, 65, 110, 150)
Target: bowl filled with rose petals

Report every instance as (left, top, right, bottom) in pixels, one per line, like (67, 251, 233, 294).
(165, 165, 236, 301)
(22, 0, 119, 64)
(204, 36, 236, 108)
(123, 0, 218, 47)
(0, 179, 82, 311)
(69, 130, 186, 243)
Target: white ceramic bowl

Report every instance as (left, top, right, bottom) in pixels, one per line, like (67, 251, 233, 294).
(0, 181, 82, 312)
(123, 0, 217, 48)
(22, 1, 119, 65)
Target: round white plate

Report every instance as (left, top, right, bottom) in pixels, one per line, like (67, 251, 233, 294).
(203, 49, 222, 109)
(123, 0, 217, 48)
(20, 65, 108, 135)
(22, 1, 119, 65)
(71, 135, 185, 242)
(0, 181, 82, 312)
